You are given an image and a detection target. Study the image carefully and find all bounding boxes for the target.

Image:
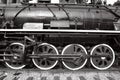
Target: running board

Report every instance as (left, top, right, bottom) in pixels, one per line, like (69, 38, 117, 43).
(0, 29, 120, 34)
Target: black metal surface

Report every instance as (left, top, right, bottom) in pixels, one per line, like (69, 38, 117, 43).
(0, 4, 116, 30)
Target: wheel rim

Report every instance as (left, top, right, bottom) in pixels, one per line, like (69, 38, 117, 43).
(62, 44, 88, 70)
(4, 43, 26, 70)
(90, 44, 115, 70)
(32, 43, 58, 70)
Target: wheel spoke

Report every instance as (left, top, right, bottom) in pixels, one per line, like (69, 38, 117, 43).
(99, 46, 103, 53)
(46, 46, 52, 53)
(42, 46, 47, 52)
(103, 60, 108, 66)
(73, 45, 78, 53)
(47, 58, 56, 64)
(37, 59, 43, 66)
(94, 49, 102, 55)
(103, 46, 108, 53)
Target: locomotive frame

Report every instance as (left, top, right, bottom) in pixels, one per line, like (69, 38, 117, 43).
(0, 29, 119, 70)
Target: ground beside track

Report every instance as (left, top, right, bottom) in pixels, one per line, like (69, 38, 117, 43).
(0, 69, 120, 80)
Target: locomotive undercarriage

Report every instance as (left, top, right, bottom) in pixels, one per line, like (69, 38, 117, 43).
(0, 29, 119, 70)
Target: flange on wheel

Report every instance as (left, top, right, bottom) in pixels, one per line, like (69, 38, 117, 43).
(32, 43, 59, 70)
(62, 44, 88, 70)
(90, 44, 115, 70)
(4, 43, 26, 70)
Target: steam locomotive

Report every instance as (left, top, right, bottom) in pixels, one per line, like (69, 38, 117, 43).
(0, 0, 120, 70)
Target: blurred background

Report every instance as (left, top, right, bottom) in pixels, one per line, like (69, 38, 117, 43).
(0, 0, 118, 5)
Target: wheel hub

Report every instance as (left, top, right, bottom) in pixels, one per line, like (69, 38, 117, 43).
(13, 56, 18, 60)
(101, 57, 106, 60)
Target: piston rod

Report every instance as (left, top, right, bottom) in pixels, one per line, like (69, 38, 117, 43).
(28, 54, 109, 59)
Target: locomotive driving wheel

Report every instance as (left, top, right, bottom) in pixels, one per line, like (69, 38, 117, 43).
(90, 44, 115, 70)
(32, 43, 58, 70)
(62, 44, 88, 70)
(4, 43, 26, 69)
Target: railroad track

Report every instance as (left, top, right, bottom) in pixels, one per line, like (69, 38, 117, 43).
(0, 68, 120, 80)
